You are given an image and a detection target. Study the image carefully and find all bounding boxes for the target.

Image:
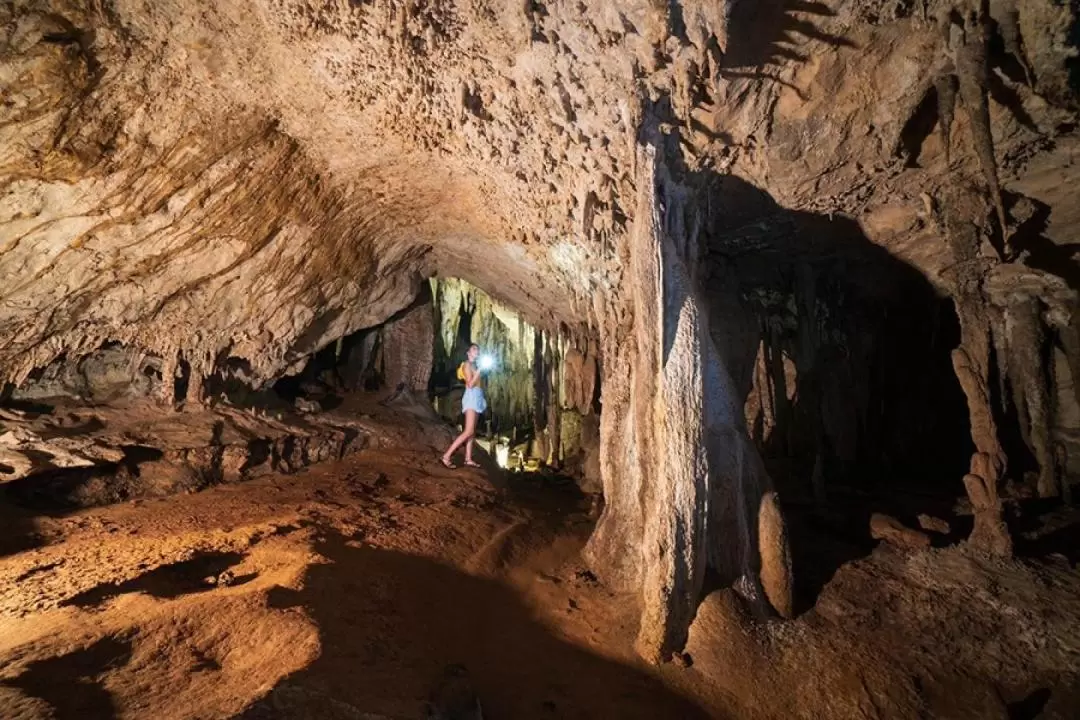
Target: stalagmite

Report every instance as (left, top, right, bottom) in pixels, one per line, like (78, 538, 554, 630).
(938, 186, 1011, 555)
(587, 142, 792, 662)
(964, 452, 1013, 556)
(758, 491, 794, 619)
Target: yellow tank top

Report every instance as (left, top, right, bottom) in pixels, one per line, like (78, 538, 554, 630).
(456, 362, 483, 388)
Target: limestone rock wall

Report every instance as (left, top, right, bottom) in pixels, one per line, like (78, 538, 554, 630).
(380, 284, 435, 395)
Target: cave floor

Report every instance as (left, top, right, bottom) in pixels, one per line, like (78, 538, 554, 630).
(0, 424, 708, 719)
(1, 407, 1080, 719)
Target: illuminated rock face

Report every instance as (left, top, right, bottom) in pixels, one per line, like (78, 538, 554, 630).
(2, 0, 1078, 659)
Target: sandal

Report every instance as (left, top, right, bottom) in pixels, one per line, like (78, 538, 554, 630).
(440, 456, 457, 469)
(464, 460, 481, 468)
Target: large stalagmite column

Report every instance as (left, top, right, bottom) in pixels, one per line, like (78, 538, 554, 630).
(585, 144, 792, 663)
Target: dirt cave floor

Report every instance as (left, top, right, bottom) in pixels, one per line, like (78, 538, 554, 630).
(1, 406, 1079, 719)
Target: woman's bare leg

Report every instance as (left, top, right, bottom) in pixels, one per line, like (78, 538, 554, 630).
(464, 412, 483, 465)
(442, 410, 477, 464)
(462, 410, 477, 462)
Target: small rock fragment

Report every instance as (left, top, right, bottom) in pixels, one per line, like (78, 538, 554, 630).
(670, 651, 693, 668)
(870, 513, 932, 549)
(917, 514, 951, 534)
(294, 397, 321, 413)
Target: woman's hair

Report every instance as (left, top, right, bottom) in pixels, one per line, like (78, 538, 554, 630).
(468, 343, 479, 352)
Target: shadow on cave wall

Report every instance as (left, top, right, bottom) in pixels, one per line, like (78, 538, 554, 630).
(706, 198, 972, 493)
(238, 532, 709, 719)
(643, 90, 973, 608)
(715, 0, 857, 96)
(1008, 193, 1080, 293)
(720, 0, 855, 70)
(697, 181, 973, 608)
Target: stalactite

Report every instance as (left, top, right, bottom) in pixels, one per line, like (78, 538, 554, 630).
(934, 70, 959, 165)
(1005, 296, 1055, 496)
(989, 0, 1034, 85)
(952, 5, 1011, 256)
(160, 349, 179, 406)
(187, 361, 206, 406)
(547, 333, 562, 468)
(990, 304, 1011, 416)
(532, 328, 548, 458)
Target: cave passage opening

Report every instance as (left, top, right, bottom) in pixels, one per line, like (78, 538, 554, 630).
(427, 278, 599, 479)
(264, 276, 601, 489)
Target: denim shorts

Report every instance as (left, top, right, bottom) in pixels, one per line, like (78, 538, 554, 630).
(462, 387, 487, 414)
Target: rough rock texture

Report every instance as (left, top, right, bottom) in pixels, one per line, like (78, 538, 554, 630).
(686, 545, 1080, 719)
(0, 400, 375, 507)
(3, 0, 1079, 660)
(380, 284, 435, 396)
(5, 0, 1074, 391)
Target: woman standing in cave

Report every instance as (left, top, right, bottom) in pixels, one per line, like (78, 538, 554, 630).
(441, 343, 487, 469)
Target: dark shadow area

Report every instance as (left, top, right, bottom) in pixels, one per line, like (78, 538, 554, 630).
(1007, 687, 1052, 720)
(0, 397, 55, 415)
(1009, 194, 1080, 293)
(720, 0, 856, 72)
(697, 176, 972, 568)
(61, 551, 251, 609)
(1018, 519, 1080, 565)
(120, 444, 164, 464)
(239, 534, 709, 719)
(897, 82, 940, 166)
(36, 413, 106, 438)
(781, 500, 878, 614)
(0, 504, 45, 558)
(2, 634, 132, 719)
(272, 341, 345, 409)
(3, 464, 119, 512)
(1012, 493, 1080, 566)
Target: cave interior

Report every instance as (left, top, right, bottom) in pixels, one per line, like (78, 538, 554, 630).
(3, 0, 1080, 718)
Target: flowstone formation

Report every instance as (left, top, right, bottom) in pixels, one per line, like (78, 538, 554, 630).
(3, 0, 1079, 660)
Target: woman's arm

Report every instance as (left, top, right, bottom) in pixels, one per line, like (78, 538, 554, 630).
(464, 362, 479, 389)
